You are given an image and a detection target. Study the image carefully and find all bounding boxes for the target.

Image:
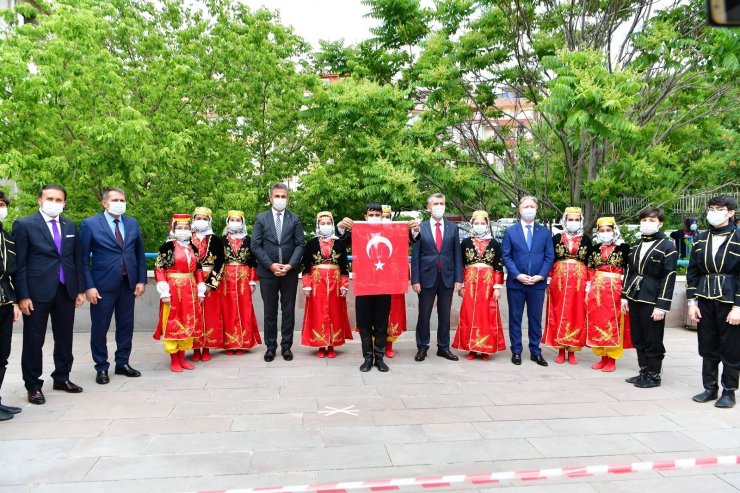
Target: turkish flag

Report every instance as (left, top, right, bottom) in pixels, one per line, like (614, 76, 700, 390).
(352, 222, 409, 296)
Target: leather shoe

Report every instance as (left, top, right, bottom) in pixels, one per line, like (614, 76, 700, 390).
(436, 349, 459, 361)
(52, 380, 84, 393)
(359, 357, 373, 372)
(28, 389, 45, 405)
(414, 349, 428, 362)
(511, 353, 522, 365)
(96, 371, 110, 385)
(530, 354, 548, 367)
(114, 364, 141, 377)
(374, 357, 389, 372)
(0, 408, 12, 421)
(264, 349, 275, 362)
(282, 349, 294, 361)
(0, 402, 22, 414)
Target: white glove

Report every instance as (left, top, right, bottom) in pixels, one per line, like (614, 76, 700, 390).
(197, 282, 206, 299)
(620, 299, 629, 314)
(585, 281, 591, 294)
(156, 281, 170, 299)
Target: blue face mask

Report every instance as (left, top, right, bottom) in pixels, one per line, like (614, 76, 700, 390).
(689, 223, 697, 232)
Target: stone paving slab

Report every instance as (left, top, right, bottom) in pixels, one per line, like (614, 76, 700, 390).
(0, 329, 739, 492)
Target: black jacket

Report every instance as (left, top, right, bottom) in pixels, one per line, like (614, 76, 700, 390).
(0, 222, 16, 305)
(622, 232, 678, 311)
(686, 228, 740, 306)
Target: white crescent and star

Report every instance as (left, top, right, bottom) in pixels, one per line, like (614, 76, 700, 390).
(365, 233, 393, 271)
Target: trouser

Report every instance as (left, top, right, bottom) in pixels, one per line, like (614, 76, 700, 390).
(163, 338, 193, 354)
(356, 294, 391, 358)
(416, 272, 454, 350)
(628, 301, 665, 360)
(0, 304, 13, 392)
(507, 285, 546, 356)
(260, 271, 298, 352)
(697, 298, 740, 391)
(90, 277, 136, 372)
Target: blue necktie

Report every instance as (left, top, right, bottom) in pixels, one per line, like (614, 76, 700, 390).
(526, 224, 533, 251)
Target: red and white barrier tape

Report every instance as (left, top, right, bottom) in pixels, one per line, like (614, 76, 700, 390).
(194, 454, 740, 493)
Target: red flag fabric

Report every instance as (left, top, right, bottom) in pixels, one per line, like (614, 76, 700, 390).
(352, 222, 409, 296)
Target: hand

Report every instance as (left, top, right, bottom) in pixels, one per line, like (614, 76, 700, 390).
(250, 284, 256, 294)
(134, 283, 146, 297)
(303, 288, 311, 298)
(688, 305, 702, 323)
(651, 308, 666, 322)
(280, 264, 293, 274)
(727, 308, 740, 325)
(161, 297, 171, 304)
(621, 299, 629, 314)
(75, 293, 86, 308)
(408, 220, 420, 232)
(340, 288, 348, 298)
(412, 283, 421, 294)
(270, 263, 285, 276)
(516, 274, 533, 285)
(86, 288, 102, 305)
(458, 289, 464, 297)
(530, 275, 544, 284)
(13, 305, 20, 322)
(205, 286, 213, 294)
(493, 288, 501, 300)
(19, 298, 33, 316)
(198, 296, 205, 302)
(585, 282, 591, 295)
(454, 282, 463, 292)
(337, 218, 353, 230)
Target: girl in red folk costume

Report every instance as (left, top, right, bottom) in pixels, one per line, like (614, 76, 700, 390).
(190, 207, 225, 362)
(301, 211, 352, 358)
(453, 210, 506, 360)
(543, 207, 591, 364)
(382, 206, 406, 358)
(586, 217, 632, 372)
(153, 214, 206, 372)
(220, 211, 261, 354)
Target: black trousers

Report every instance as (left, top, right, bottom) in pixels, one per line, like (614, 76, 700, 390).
(356, 294, 391, 357)
(0, 304, 13, 393)
(416, 272, 454, 350)
(21, 284, 76, 391)
(697, 298, 740, 369)
(628, 300, 666, 360)
(90, 277, 136, 372)
(259, 270, 298, 352)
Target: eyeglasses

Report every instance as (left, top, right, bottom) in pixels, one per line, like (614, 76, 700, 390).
(707, 208, 728, 212)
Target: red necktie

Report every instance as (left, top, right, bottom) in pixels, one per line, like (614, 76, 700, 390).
(435, 221, 442, 269)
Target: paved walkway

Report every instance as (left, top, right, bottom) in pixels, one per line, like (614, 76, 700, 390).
(1, 327, 739, 492)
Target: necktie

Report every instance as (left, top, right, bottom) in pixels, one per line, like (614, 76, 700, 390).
(114, 218, 127, 275)
(435, 221, 443, 269)
(50, 219, 65, 284)
(526, 224, 533, 251)
(275, 212, 283, 263)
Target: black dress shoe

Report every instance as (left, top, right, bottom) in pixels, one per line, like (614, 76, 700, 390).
(114, 364, 141, 377)
(414, 349, 428, 362)
(530, 354, 548, 367)
(436, 349, 459, 361)
(692, 389, 718, 403)
(0, 408, 13, 421)
(264, 349, 275, 362)
(511, 353, 522, 365)
(96, 371, 110, 385)
(374, 357, 389, 372)
(359, 357, 373, 372)
(28, 389, 45, 405)
(52, 380, 84, 393)
(282, 349, 294, 361)
(715, 391, 735, 409)
(0, 400, 22, 414)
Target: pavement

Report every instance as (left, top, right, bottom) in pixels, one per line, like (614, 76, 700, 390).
(1, 326, 739, 492)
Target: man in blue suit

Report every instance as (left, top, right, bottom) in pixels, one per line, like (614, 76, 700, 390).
(411, 193, 463, 362)
(80, 188, 147, 384)
(502, 196, 555, 366)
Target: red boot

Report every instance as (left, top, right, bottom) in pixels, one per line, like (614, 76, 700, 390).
(327, 346, 336, 358)
(554, 348, 566, 364)
(466, 351, 476, 360)
(170, 353, 183, 373)
(191, 348, 202, 362)
(316, 347, 326, 358)
(481, 354, 490, 361)
(591, 356, 608, 370)
(385, 341, 395, 358)
(224, 350, 235, 355)
(235, 349, 245, 355)
(602, 357, 616, 372)
(201, 348, 212, 362)
(567, 351, 578, 365)
(179, 351, 195, 370)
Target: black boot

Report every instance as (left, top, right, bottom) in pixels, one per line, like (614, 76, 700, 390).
(359, 356, 373, 372)
(626, 350, 648, 384)
(374, 353, 389, 372)
(634, 357, 662, 388)
(692, 358, 719, 403)
(715, 367, 738, 409)
(359, 335, 374, 372)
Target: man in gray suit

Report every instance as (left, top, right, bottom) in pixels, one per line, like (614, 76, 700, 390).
(251, 183, 305, 362)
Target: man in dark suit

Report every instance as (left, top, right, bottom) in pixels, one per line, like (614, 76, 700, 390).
(251, 183, 305, 362)
(14, 184, 86, 405)
(411, 193, 464, 362)
(501, 196, 555, 367)
(80, 188, 147, 385)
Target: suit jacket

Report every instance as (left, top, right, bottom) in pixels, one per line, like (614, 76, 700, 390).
(501, 221, 555, 290)
(411, 219, 463, 289)
(251, 209, 305, 278)
(0, 223, 16, 305)
(80, 212, 147, 292)
(686, 229, 740, 307)
(623, 232, 678, 311)
(13, 212, 85, 302)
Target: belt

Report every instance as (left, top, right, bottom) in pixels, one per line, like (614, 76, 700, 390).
(166, 273, 195, 279)
(560, 259, 582, 265)
(225, 261, 243, 266)
(201, 266, 213, 273)
(595, 271, 621, 280)
(314, 264, 339, 270)
(468, 263, 491, 268)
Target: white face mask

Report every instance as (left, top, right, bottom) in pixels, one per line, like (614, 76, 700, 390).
(521, 208, 536, 221)
(565, 221, 581, 233)
(191, 219, 209, 232)
(228, 221, 244, 233)
(174, 230, 191, 242)
(0, 208, 7, 222)
(639, 221, 660, 236)
(272, 198, 287, 211)
(382, 217, 392, 223)
(366, 216, 381, 224)
(318, 224, 334, 237)
(472, 224, 488, 236)
(431, 205, 445, 219)
(42, 201, 64, 218)
(107, 202, 126, 216)
(597, 232, 615, 244)
(706, 210, 729, 227)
